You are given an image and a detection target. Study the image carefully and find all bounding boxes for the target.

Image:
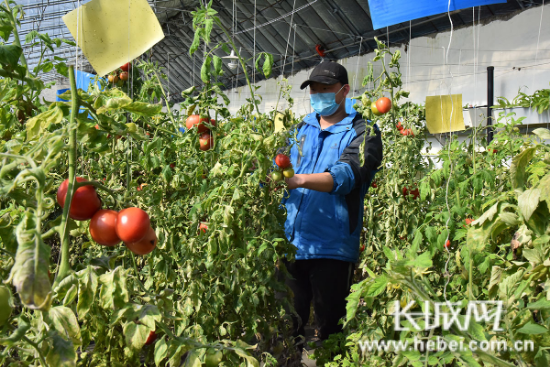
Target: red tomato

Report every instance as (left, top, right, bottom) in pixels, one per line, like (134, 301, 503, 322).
(375, 97, 392, 114)
(145, 331, 157, 345)
(360, 244, 365, 252)
(410, 188, 420, 199)
(120, 62, 131, 72)
(199, 222, 208, 234)
(108, 74, 118, 83)
(116, 207, 150, 243)
(170, 163, 175, 169)
(371, 181, 377, 188)
(444, 240, 451, 248)
(465, 218, 474, 225)
(125, 226, 157, 255)
(186, 115, 209, 131)
(57, 177, 102, 221)
(402, 187, 408, 197)
(119, 72, 129, 81)
(275, 154, 291, 169)
(89, 210, 120, 246)
(400, 128, 415, 137)
(396, 121, 403, 131)
(197, 119, 216, 134)
(199, 132, 213, 151)
(95, 124, 100, 130)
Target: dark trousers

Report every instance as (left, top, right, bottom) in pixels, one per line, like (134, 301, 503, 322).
(282, 258, 355, 343)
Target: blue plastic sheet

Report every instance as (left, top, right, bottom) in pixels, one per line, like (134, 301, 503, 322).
(56, 71, 103, 117)
(367, 0, 506, 30)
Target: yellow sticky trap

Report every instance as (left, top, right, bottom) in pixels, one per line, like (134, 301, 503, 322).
(63, 0, 165, 77)
(274, 112, 286, 132)
(425, 94, 465, 134)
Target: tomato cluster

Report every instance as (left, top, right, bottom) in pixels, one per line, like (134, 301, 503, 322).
(108, 62, 132, 84)
(371, 97, 392, 116)
(397, 121, 414, 136)
(56, 177, 156, 255)
(186, 115, 217, 151)
(272, 154, 294, 181)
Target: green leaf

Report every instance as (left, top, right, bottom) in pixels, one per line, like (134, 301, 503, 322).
(472, 202, 499, 226)
(366, 275, 388, 297)
(406, 252, 432, 269)
(528, 299, 550, 311)
(518, 188, 540, 221)
(510, 147, 536, 190)
(212, 55, 223, 77)
(189, 28, 203, 56)
(26, 107, 64, 141)
(99, 267, 130, 309)
(233, 348, 260, 367)
(96, 96, 132, 114)
(201, 56, 212, 83)
(344, 288, 362, 325)
(123, 321, 150, 350)
(154, 336, 168, 366)
(47, 307, 81, 345)
(532, 128, 550, 140)
(0, 45, 22, 67)
(538, 174, 550, 212)
(203, 18, 214, 44)
(517, 322, 548, 335)
(263, 53, 273, 78)
(7, 211, 52, 310)
(122, 101, 162, 116)
(46, 334, 77, 367)
(76, 266, 98, 318)
(183, 350, 202, 367)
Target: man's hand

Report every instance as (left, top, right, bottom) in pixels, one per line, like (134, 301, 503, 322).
(285, 174, 304, 190)
(285, 173, 334, 192)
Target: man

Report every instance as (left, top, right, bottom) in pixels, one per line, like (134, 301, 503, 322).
(281, 60, 383, 348)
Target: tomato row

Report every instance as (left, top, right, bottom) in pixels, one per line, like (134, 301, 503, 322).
(56, 178, 156, 255)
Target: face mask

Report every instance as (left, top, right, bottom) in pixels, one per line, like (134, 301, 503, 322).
(310, 86, 345, 116)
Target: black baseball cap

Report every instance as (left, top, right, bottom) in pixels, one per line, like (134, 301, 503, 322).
(300, 61, 349, 90)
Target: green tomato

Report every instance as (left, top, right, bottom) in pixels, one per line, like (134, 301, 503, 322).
(283, 167, 295, 178)
(0, 286, 13, 326)
(544, 153, 550, 165)
(204, 348, 223, 367)
(126, 122, 137, 133)
(371, 102, 382, 116)
(272, 171, 283, 182)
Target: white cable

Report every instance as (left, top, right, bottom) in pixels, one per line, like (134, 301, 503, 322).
(528, 0, 545, 133)
(443, 0, 455, 305)
(352, 37, 362, 97)
(281, 0, 297, 77)
(235, 0, 318, 35)
(253, 0, 256, 84)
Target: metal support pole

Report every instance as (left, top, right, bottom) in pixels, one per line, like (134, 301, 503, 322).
(487, 66, 494, 144)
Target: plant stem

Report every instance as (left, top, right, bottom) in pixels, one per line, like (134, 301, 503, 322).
(22, 336, 48, 367)
(3, 0, 29, 75)
(214, 17, 260, 115)
(152, 69, 177, 127)
(55, 66, 79, 285)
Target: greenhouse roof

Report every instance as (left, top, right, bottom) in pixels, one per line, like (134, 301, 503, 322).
(14, 0, 545, 102)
